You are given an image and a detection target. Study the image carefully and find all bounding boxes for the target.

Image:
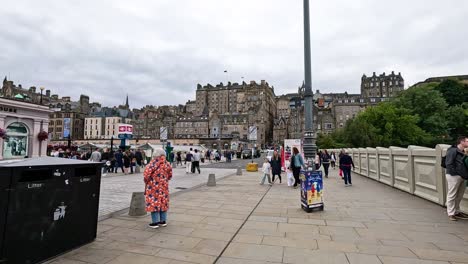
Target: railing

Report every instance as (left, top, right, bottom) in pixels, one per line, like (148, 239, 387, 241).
(328, 145, 468, 213)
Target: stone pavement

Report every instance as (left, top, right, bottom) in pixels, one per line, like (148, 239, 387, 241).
(48, 168, 468, 264)
(98, 166, 236, 219)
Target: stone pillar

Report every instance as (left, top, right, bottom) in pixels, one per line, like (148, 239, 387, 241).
(435, 144, 450, 206)
(407, 146, 417, 194)
(0, 115, 5, 160)
(31, 120, 42, 158)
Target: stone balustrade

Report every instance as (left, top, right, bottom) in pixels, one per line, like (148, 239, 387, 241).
(328, 145, 468, 213)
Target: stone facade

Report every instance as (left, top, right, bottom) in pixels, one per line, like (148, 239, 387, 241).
(361, 71, 404, 98)
(1, 77, 52, 105)
(174, 116, 209, 139)
(0, 98, 53, 159)
(193, 80, 277, 148)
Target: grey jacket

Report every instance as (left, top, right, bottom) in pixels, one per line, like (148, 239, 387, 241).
(445, 146, 468, 179)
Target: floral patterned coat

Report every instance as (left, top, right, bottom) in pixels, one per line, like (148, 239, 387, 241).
(143, 157, 173, 212)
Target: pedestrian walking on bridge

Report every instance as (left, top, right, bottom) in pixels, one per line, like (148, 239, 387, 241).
(445, 136, 468, 221)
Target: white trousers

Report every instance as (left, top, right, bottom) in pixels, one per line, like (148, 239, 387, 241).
(186, 161, 192, 173)
(446, 174, 466, 216)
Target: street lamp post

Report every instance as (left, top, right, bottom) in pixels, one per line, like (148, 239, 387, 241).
(40, 87, 45, 105)
(302, 0, 317, 168)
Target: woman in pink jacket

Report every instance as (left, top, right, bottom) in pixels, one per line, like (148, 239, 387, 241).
(144, 149, 173, 229)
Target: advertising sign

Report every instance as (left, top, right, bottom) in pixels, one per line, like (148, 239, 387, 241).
(118, 124, 133, 135)
(283, 139, 302, 170)
(63, 118, 71, 138)
(248, 126, 257, 141)
(300, 170, 323, 209)
(160, 127, 167, 140)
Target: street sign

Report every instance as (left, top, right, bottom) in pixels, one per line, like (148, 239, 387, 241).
(160, 127, 167, 140)
(248, 126, 257, 141)
(118, 134, 133, 139)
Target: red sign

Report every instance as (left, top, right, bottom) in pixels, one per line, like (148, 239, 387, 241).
(118, 124, 133, 135)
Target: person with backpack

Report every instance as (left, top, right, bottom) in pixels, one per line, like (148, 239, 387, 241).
(321, 150, 331, 178)
(444, 136, 468, 221)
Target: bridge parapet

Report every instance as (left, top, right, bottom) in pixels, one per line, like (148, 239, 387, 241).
(326, 144, 466, 213)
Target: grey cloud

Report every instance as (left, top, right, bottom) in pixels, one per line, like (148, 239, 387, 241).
(1, 0, 467, 108)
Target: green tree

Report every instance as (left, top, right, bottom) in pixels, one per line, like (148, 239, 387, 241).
(357, 103, 431, 147)
(393, 84, 447, 142)
(435, 79, 468, 107)
(445, 103, 468, 141)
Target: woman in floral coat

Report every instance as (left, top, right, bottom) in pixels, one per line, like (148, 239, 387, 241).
(144, 149, 173, 229)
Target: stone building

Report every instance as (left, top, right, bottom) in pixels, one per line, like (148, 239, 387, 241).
(0, 98, 53, 159)
(48, 95, 90, 140)
(194, 80, 277, 148)
(1, 77, 52, 105)
(361, 71, 404, 98)
(174, 116, 209, 139)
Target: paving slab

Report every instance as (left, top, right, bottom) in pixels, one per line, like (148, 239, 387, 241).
(47, 167, 468, 264)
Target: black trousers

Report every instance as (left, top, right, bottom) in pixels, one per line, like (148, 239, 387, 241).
(192, 161, 200, 173)
(323, 163, 330, 177)
(292, 166, 301, 187)
(272, 173, 282, 183)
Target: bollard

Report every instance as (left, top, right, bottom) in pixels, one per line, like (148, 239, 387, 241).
(207, 173, 216, 186)
(129, 192, 147, 216)
(246, 163, 258, 172)
(236, 167, 242, 175)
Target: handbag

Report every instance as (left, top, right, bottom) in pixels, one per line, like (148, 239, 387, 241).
(339, 168, 343, 177)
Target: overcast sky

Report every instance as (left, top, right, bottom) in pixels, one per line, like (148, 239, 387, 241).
(1, 0, 467, 108)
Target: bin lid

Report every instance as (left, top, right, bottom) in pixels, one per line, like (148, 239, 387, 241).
(0, 157, 102, 167)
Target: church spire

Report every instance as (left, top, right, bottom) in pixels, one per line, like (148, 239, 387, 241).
(125, 94, 129, 108)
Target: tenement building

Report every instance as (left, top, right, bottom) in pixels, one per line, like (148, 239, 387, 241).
(361, 71, 404, 98)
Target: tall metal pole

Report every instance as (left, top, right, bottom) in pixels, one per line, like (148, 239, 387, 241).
(302, 0, 317, 167)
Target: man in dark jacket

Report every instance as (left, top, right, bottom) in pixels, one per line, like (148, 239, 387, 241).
(339, 151, 355, 186)
(445, 136, 468, 221)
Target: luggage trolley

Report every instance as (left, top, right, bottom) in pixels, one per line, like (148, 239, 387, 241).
(300, 170, 324, 212)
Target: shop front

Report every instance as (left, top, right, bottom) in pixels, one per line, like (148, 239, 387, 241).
(0, 98, 52, 160)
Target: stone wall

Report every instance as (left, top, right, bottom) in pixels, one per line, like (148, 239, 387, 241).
(329, 145, 468, 213)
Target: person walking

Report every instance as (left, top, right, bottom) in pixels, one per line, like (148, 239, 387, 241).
(176, 151, 182, 166)
(185, 149, 193, 174)
(315, 151, 322, 170)
(260, 158, 272, 185)
(330, 151, 336, 169)
(135, 149, 143, 168)
(114, 150, 124, 173)
(339, 151, 355, 186)
(270, 150, 282, 184)
(90, 148, 101, 162)
(290, 147, 305, 189)
(192, 149, 201, 174)
(321, 150, 331, 178)
(101, 148, 110, 175)
(123, 151, 131, 174)
(144, 149, 172, 229)
(445, 136, 468, 221)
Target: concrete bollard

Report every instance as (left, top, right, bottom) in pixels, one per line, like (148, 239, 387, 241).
(236, 167, 242, 175)
(207, 173, 216, 186)
(129, 192, 147, 216)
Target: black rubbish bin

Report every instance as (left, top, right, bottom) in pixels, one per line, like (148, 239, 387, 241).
(0, 157, 102, 264)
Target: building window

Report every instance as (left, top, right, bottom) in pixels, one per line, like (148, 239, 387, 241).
(370, 98, 376, 103)
(325, 123, 332, 129)
(4, 122, 29, 159)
